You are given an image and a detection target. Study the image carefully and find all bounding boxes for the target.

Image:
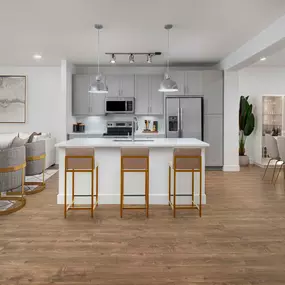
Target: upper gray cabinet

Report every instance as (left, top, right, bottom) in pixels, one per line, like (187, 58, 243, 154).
(106, 75, 135, 97)
(135, 74, 164, 115)
(164, 70, 203, 95)
(149, 74, 164, 115)
(72, 74, 106, 116)
(185, 71, 203, 95)
(72, 74, 90, 116)
(202, 70, 223, 115)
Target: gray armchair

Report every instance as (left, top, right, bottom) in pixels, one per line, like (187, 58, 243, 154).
(0, 146, 26, 215)
(25, 140, 46, 195)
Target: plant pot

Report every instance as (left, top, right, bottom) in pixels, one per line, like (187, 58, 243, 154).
(239, 155, 249, 166)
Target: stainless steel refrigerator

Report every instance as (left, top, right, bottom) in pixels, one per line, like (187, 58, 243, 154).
(165, 96, 203, 139)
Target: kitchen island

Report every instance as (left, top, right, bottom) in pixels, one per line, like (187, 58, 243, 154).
(55, 138, 209, 205)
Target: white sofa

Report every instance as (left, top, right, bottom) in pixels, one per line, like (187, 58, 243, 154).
(0, 132, 56, 169)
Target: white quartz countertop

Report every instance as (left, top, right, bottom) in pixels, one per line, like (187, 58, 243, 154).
(56, 138, 209, 148)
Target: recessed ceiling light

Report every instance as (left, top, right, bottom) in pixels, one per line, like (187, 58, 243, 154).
(260, 57, 266, 61)
(33, 54, 42, 60)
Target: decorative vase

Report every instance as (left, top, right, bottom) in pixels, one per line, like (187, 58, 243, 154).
(239, 155, 249, 166)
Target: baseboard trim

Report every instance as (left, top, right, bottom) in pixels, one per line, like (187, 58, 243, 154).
(57, 193, 207, 205)
(223, 165, 240, 172)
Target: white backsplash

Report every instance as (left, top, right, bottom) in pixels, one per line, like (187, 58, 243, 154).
(75, 115, 165, 133)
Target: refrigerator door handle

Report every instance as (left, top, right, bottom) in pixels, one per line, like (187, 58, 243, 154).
(180, 107, 183, 133)
(177, 107, 181, 137)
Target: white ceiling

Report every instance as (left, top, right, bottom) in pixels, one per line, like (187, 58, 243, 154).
(1, 0, 285, 66)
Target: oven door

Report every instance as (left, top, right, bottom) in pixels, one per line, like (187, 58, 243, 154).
(105, 97, 134, 114)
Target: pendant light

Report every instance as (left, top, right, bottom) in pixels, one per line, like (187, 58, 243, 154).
(159, 24, 178, 92)
(89, 24, 108, 94)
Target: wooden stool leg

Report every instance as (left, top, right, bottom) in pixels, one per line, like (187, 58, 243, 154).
(120, 158, 124, 218)
(64, 158, 67, 219)
(96, 165, 99, 206)
(145, 170, 149, 218)
(199, 157, 202, 217)
(168, 166, 171, 206)
(72, 171, 75, 207)
(173, 170, 176, 218)
(192, 171, 194, 206)
(91, 165, 94, 218)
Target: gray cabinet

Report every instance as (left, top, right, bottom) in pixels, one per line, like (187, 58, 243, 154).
(72, 75, 90, 116)
(149, 74, 164, 115)
(89, 94, 106, 115)
(185, 71, 203, 95)
(106, 75, 135, 97)
(202, 70, 223, 115)
(72, 74, 106, 116)
(135, 75, 149, 115)
(204, 114, 223, 167)
(135, 74, 164, 115)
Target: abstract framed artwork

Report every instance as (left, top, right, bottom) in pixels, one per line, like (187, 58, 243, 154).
(0, 75, 27, 123)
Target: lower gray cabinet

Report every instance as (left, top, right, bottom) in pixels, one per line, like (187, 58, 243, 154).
(204, 114, 223, 167)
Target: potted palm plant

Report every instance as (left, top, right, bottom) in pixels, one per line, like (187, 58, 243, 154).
(239, 96, 255, 166)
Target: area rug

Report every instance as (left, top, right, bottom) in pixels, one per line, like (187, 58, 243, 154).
(0, 169, 58, 212)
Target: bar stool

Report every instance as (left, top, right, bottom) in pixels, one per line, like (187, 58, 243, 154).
(168, 148, 202, 218)
(64, 148, 99, 218)
(120, 148, 149, 218)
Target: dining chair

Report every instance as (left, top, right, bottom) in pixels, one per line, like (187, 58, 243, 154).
(274, 137, 285, 184)
(263, 134, 281, 182)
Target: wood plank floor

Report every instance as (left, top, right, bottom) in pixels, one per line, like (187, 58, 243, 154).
(1, 166, 285, 285)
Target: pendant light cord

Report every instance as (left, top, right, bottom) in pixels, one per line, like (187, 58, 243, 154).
(97, 28, 100, 75)
(167, 28, 170, 74)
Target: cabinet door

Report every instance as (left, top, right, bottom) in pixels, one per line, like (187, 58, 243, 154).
(204, 114, 223, 167)
(149, 74, 164, 115)
(106, 75, 120, 97)
(185, 71, 203, 95)
(121, 75, 135, 97)
(135, 75, 149, 115)
(89, 94, 106, 115)
(202, 70, 223, 115)
(164, 71, 185, 95)
(72, 75, 90, 116)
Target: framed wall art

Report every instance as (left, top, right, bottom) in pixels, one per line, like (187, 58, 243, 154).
(0, 75, 27, 123)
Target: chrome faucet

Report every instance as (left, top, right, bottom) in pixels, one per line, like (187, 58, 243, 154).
(132, 116, 138, 141)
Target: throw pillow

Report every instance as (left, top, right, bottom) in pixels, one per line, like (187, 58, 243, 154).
(27, 132, 38, 144)
(0, 133, 19, 150)
(10, 136, 26, 148)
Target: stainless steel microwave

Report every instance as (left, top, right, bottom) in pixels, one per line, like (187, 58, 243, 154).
(105, 97, 135, 114)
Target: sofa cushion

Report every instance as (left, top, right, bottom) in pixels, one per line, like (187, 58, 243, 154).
(0, 133, 19, 150)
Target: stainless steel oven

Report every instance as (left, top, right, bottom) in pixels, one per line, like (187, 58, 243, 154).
(105, 97, 135, 114)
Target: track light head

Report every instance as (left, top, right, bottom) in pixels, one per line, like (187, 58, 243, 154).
(147, 54, 152, 64)
(110, 54, 116, 64)
(129, 53, 135, 64)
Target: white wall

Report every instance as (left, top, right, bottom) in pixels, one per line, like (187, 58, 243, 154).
(223, 71, 240, 171)
(238, 67, 285, 164)
(0, 66, 64, 142)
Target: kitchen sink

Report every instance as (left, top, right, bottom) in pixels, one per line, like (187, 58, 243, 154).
(113, 139, 154, 142)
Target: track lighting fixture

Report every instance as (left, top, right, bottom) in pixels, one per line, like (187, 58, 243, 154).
(106, 52, 161, 64)
(129, 53, 135, 63)
(110, 54, 116, 64)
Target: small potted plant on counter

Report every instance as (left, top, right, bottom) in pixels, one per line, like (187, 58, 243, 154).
(239, 95, 255, 166)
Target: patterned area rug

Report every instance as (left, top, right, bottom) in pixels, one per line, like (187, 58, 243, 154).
(0, 169, 58, 212)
